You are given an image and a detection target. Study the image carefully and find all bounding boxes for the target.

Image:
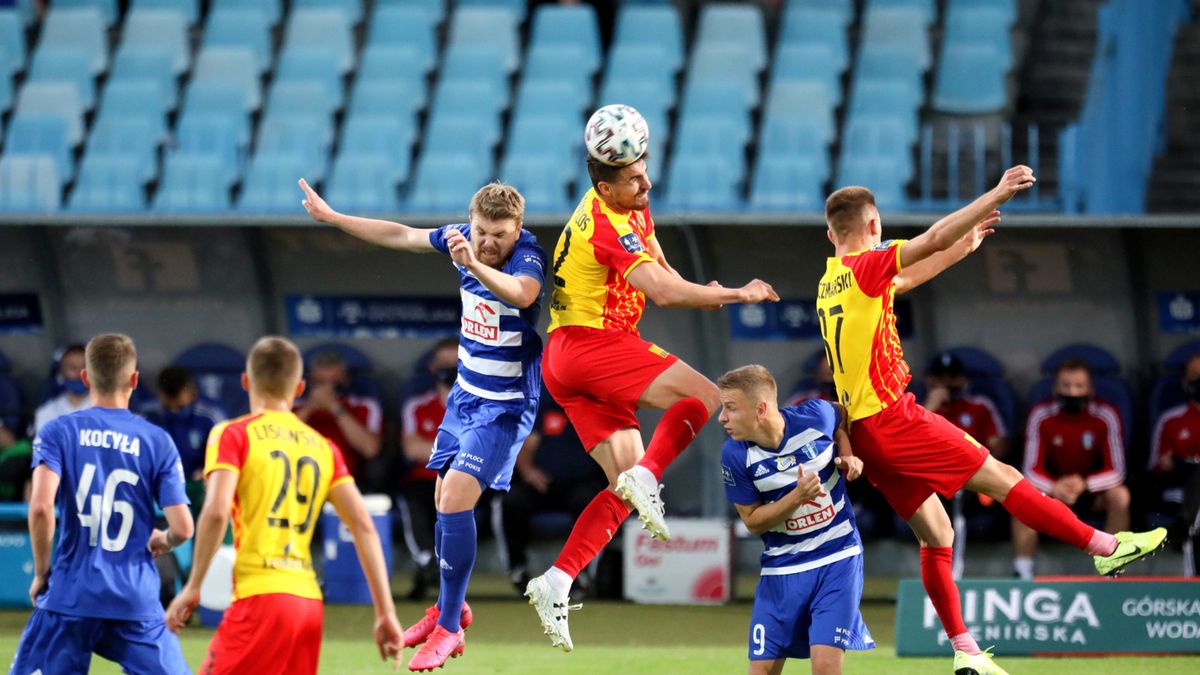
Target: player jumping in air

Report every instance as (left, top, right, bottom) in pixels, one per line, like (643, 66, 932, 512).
(166, 337, 403, 673)
(525, 151, 779, 651)
(718, 365, 874, 675)
(817, 167, 1167, 675)
(299, 179, 546, 671)
(12, 334, 194, 674)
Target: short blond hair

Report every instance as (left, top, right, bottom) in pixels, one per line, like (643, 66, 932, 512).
(716, 365, 778, 402)
(85, 333, 137, 394)
(825, 186, 876, 241)
(469, 182, 524, 224)
(247, 336, 303, 399)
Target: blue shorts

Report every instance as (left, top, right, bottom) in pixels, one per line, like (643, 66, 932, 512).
(427, 386, 537, 492)
(11, 608, 190, 674)
(748, 553, 875, 661)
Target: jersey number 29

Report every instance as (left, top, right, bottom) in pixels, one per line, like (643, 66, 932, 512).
(76, 462, 139, 552)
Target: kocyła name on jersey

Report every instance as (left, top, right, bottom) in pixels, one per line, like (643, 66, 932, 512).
(78, 429, 141, 456)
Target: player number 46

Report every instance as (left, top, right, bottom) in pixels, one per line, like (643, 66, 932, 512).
(75, 462, 139, 552)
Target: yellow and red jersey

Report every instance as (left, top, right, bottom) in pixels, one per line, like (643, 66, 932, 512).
(205, 410, 353, 601)
(816, 239, 911, 421)
(547, 188, 658, 335)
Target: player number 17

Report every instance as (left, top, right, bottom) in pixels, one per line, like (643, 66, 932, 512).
(817, 304, 846, 374)
(75, 462, 139, 552)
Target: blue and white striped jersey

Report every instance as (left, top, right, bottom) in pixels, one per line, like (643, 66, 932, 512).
(721, 400, 862, 576)
(430, 224, 546, 403)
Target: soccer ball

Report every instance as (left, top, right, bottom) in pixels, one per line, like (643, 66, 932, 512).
(584, 104, 650, 167)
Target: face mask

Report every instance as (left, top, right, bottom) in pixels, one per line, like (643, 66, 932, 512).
(947, 385, 966, 401)
(1186, 379, 1200, 402)
(820, 382, 838, 401)
(435, 368, 457, 386)
(1057, 394, 1088, 414)
(64, 378, 88, 396)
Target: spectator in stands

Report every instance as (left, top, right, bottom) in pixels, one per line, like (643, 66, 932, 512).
(32, 344, 91, 434)
(1013, 359, 1129, 579)
(784, 356, 837, 406)
(0, 421, 31, 502)
(141, 365, 227, 513)
(923, 352, 1008, 460)
(1148, 353, 1200, 574)
(397, 342, 458, 600)
(499, 392, 607, 596)
(294, 349, 382, 485)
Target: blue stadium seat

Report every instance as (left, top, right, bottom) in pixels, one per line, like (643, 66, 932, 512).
(604, 44, 675, 92)
(949, 0, 1016, 25)
(407, 155, 491, 213)
(212, 0, 280, 26)
(673, 116, 747, 181)
(203, 7, 273, 73)
(239, 155, 312, 213)
(338, 116, 415, 182)
(326, 155, 400, 214)
(778, 6, 849, 72)
(456, 0, 525, 23)
(447, 7, 520, 73)
(96, 80, 167, 142)
(377, 0, 445, 25)
(749, 156, 825, 212)
(131, 0, 199, 26)
(123, 8, 189, 74)
(772, 43, 844, 104)
(173, 343, 249, 417)
(694, 3, 766, 73)
(664, 159, 741, 212)
(421, 115, 496, 165)
(0, 156, 60, 212)
(504, 114, 576, 174)
(68, 156, 145, 213)
(834, 156, 906, 208)
(3, 115, 72, 184)
(513, 79, 589, 119)
(192, 48, 262, 110)
(254, 115, 332, 181)
(441, 43, 509, 85)
(613, 5, 682, 73)
(431, 82, 506, 139)
(54, 0, 116, 26)
(688, 44, 762, 107)
(154, 156, 233, 213)
(529, 5, 600, 75)
(85, 117, 159, 182)
(868, 0, 935, 21)
(0, 73, 11, 114)
(841, 115, 914, 181)
(294, 0, 363, 25)
(933, 43, 1007, 114)
(348, 78, 425, 117)
(0, 10, 27, 76)
(500, 159, 571, 214)
(681, 80, 751, 125)
(28, 48, 95, 110)
(15, 82, 84, 146)
(180, 83, 253, 149)
(285, 9, 354, 73)
(357, 44, 434, 86)
(368, 6, 438, 54)
(763, 81, 834, 143)
(266, 81, 339, 126)
(945, 7, 1016, 54)
(597, 77, 674, 123)
(856, 45, 925, 90)
(110, 46, 178, 109)
(173, 114, 245, 181)
(274, 49, 344, 109)
(861, 7, 932, 70)
(758, 116, 830, 178)
(848, 81, 921, 140)
(39, 8, 107, 73)
(523, 44, 596, 97)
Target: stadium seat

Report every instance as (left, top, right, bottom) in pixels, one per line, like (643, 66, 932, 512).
(513, 79, 589, 120)
(597, 77, 674, 123)
(131, 0, 200, 26)
(664, 159, 741, 212)
(0, 10, 27, 76)
(694, 3, 766, 73)
(173, 343, 250, 417)
(0, 73, 11, 114)
(266, 82, 339, 127)
(123, 8, 189, 74)
(681, 80, 751, 123)
(284, 9, 354, 72)
(179, 85, 253, 150)
(431, 82, 506, 138)
(54, 0, 116, 26)
(357, 44, 434, 87)
(367, 6, 438, 55)
(861, 7, 932, 70)
(274, 49, 344, 109)
(447, 7, 520, 73)
(772, 43, 844, 104)
(933, 43, 1008, 114)
(15, 82, 84, 146)
(239, 155, 313, 213)
(172, 114, 245, 181)
(376, 0, 445, 25)
(3, 115, 72, 184)
(758, 116, 830, 178)
(211, 0, 280, 26)
(848, 81, 922, 141)
(326, 155, 401, 213)
(97, 79, 168, 140)
(529, 5, 600, 75)
(503, 115, 576, 180)
(339, 116, 415, 183)
(28, 48, 95, 110)
(38, 8, 108, 74)
(85, 117, 159, 182)
(421, 115, 497, 165)
(613, 5, 683, 73)
(68, 156, 145, 213)
(191, 48, 262, 110)
(202, 7, 273, 73)
(673, 116, 747, 182)
(441, 43, 509, 86)
(523, 44, 596, 96)
(294, 0, 363, 25)
(687, 44, 762, 107)
(778, 6, 849, 72)
(110, 46, 178, 109)
(254, 115, 332, 181)
(841, 115, 914, 181)
(869, 0, 936, 21)
(0, 155, 60, 212)
(949, 0, 1017, 25)
(604, 43, 676, 92)
(763, 81, 834, 143)
(154, 156, 233, 213)
(856, 45, 925, 90)
(500, 159, 572, 214)
(834, 156, 906, 208)
(456, 0, 525, 23)
(348, 79, 425, 118)
(749, 156, 825, 212)
(407, 156, 491, 213)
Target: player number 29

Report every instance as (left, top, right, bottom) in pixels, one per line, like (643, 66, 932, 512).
(266, 450, 321, 534)
(75, 462, 139, 552)
(751, 623, 766, 656)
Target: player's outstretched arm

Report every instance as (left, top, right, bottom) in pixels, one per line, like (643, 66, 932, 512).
(627, 262, 780, 309)
(166, 469, 236, 632)
(298, 178, 436, 252)
(894, 211, 1000, 294)
(899, 165, 1035, 272)
(445, 229, 543, 308)
(27, 465, 59, 606)
(732, 467, 824, 536)
(327, 481, 404, 664)
(149, 504, 194, 559)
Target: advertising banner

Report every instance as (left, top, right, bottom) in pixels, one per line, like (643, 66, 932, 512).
(623, 518, 732, 605)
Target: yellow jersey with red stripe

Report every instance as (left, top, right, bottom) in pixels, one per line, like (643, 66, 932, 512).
(816, 239, 912, 422)
(205, 410, 353, 601)
(547, 188, 657, 335)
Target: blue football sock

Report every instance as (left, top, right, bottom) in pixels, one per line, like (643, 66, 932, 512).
(435, 509, 477, 632)
(432, 517, 443, 605)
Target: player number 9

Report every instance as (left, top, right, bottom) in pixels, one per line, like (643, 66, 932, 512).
(752, 623, 766, 656)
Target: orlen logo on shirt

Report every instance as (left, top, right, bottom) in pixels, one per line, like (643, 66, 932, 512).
(783, 491, 835, 534)
(463, 302, 498, 343)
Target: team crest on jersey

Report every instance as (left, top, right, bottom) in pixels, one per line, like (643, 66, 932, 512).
(775, 455, 797, 472)
(871, 239, 895, 251)
(619, 232, 645, 254)
(722, 465, 736, 486)
(754, 463, 770, 478)
(799, 441, 820, 461)
(1082, 431, 1095, 451)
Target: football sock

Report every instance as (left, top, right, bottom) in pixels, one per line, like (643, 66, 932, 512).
(552, 489, 631, 579)
(950, 632, 982, 655)
(435, 510, 476, 633)
(636, 397, 711, 480)
(1013, 555, 1035, 580)
(544, 566, 574, 597)
(432, 518, 443, 604)
(1002, 479, 1106, 552)
(921, 546, 974, 650)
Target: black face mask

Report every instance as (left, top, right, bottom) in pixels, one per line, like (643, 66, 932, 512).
(946, 385, 966, 401)
(1186, 379, 1200, 403)
(820, 382, 838, 401)
(434, 368, 457, 386)
(1057, 394, 1088, 414)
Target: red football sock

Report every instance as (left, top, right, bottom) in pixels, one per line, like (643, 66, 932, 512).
(636, 397, 711, 480)
(552, 489, 630, 579)
(1002, 478, 1094, 551)
(920, 546, 969, 639)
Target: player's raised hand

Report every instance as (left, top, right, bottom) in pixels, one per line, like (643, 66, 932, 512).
(298, 178, 338, 223)
(373, 613, 404, 664)
(165, 585, 200, 633)
(793, 466, 823, 502)
(446, 229, 478, 269)
(991, 165, 1036, 204)
(834, 456, 863, 481)
(963, 210, 1001, 254)
(737, 279, 781, 304)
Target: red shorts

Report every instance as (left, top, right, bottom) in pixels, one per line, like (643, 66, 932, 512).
(201, 593, 324, 675)
(543, 325, 679, 450)
(851, 393, 989, 520)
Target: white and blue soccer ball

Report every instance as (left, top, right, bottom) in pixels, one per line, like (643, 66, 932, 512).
(584, 104, 650, 167)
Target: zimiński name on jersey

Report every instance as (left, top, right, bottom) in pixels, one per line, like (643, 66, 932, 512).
(818, 271, 853, 299)
(78, 429, 141, 457)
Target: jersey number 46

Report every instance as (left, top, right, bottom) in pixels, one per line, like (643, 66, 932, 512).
(76, 462, 139, 552)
